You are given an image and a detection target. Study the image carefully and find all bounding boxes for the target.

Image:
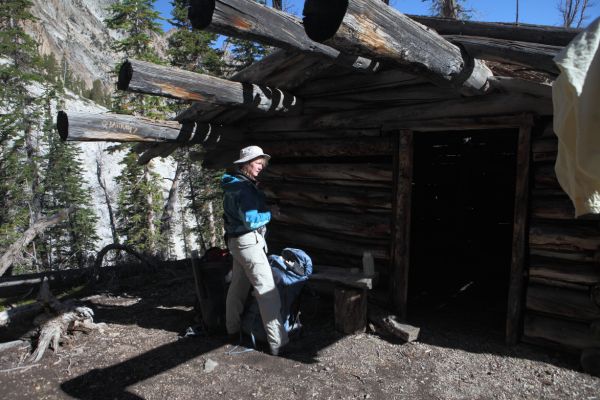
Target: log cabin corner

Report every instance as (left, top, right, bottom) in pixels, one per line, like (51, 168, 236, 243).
(56, 0, 600, 356)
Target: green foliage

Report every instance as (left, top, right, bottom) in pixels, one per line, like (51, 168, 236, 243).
(105, 0, 163, 62)
(114, 149, 165, 254)
(38, 92, 99, 269)
(0, 0, 99, 273)
(167, 0, 224, 75)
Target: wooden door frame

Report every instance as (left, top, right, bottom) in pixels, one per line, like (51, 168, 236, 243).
(387, 114, 534, 344)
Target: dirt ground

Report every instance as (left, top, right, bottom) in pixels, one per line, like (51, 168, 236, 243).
(1, 269, 599, 400)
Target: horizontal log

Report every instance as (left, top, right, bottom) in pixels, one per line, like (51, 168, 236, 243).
(487, 76, 553, 99)
(249, 114, 534, 133)
(530, 248, 600, 264)
(313, 93, 552, 129)
(57, 112, 245, 162)
(58, 111, 184, 143)
(409, 15, 581, 47)
(297, 69, 426, 98)
(533, 163, 561, 189)
(532, 137, 558, 162)
(529, 256, 600, 286)
(261, 163, 393, 184)
(446, 35, 561, 75)
(529, 223, 600, 253)
(531, 196, 576, 220)
(303, 0, 492, 93)
(263, 181, 392, 210)
(524, 312, 600, 351)
(201, 137, 394, 169)
(526, 284, 600, 322)
(188, 0, 378, 72)
(249, 127, 382, 141)
(263, 137, 394, 158)
(274, 205, 390, 239)
(268, 223, 389, 260)
(118, 59, 301, 113)
(306, 84, 460, 105)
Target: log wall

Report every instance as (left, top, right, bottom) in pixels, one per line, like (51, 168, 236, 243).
(524, 121, 600, 351)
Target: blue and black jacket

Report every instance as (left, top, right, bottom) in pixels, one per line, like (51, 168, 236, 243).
(221, 172, 271, 237)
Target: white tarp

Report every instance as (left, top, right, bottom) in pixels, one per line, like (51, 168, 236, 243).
(552, 17, 600, 217)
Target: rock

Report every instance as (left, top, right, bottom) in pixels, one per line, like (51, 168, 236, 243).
(203, 358, 218, 373)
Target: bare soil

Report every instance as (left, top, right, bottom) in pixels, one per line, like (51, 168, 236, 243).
(0, 269, 599, 400)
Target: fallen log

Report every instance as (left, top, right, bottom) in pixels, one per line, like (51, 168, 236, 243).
(0, 340, 28, 353)
(188, 0, 379, 72)
(0, 208, 73, 278)
(368, 303, 420, 342)
(28, 280, 105, 362)
(118, 59, 302, 113)
(302, 0, 492, 93)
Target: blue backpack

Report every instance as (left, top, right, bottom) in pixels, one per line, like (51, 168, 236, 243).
(241, 248, 313, 343)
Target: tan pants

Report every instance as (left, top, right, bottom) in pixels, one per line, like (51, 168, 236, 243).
(226, 231, 288, 352)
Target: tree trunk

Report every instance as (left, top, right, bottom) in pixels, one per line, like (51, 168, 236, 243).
(302, 0, 492, 93)
(206, 201, 217, 248)
(0, 209, 73, 278)
(95, 154, 119, 245)
(160, 162, 183, 259)
(144, 164, 157, 256)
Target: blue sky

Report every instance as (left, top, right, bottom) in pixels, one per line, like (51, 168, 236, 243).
(154, 0, 600, 30)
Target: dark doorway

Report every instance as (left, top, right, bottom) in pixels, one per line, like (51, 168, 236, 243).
(408, 129, 519, 334)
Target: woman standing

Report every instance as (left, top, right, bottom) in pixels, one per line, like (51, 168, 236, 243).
(221, 145, 288, 356)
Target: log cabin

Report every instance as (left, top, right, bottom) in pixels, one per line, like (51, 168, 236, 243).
(57, 0, 600, 356)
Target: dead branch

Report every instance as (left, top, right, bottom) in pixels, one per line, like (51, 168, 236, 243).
(0, 208, 74, 278)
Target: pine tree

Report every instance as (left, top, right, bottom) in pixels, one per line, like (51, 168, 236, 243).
(422, 0, 471, 19)
(0, 0, 43, 272)
(114, 151, 164, 254)
(167, 0, 224, 76)
(38, 90, 99, 270)
(105, 0, 168, 257)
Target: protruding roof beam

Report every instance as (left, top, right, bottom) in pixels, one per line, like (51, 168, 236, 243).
(188, 0, 379, 73)
(302, 0, 493, 94)
(57, 111, 243, 147)
(118, 59, 302, 113)
(408, 15, 581, 47)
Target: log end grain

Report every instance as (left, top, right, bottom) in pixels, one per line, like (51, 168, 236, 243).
(117, 60, 133, 91)
(56, 111, 68, 141)
(188, 0, 216, 30)
(303, 0, 348, 42)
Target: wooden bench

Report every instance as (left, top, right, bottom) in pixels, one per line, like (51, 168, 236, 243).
(309, 265, 375, 334)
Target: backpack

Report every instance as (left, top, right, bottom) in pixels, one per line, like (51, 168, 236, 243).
(241, 248, 313, 343)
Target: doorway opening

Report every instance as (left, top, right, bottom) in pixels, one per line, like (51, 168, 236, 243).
(408, 129, 519, 335)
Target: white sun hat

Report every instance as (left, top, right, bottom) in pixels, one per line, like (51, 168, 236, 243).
(233, 145, 271, 164)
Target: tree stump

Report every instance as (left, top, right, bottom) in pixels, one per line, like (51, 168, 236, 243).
(334, 287, 367, 334)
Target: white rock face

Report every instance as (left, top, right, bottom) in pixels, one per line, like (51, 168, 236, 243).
(25, 0, 120, 91)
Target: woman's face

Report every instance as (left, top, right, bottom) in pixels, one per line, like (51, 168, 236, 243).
(242, 157, 266, 179)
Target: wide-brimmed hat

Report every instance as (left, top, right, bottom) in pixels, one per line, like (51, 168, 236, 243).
(233, 145, 271, 164)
